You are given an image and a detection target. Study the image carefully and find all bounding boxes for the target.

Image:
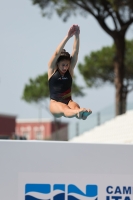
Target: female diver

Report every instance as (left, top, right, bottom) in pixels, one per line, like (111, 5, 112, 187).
(48, 24, 92, 120)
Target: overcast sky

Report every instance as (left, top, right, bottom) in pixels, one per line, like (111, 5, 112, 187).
(0, 0, 133, 122)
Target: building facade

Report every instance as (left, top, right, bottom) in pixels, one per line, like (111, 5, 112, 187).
(0, 114, 16, 139)
(16, 118, 68, 141)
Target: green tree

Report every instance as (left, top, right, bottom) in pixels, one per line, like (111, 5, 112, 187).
(22, 72, 85, 111)
(31, 0, 133, 115)
(78, 39, 133, 114)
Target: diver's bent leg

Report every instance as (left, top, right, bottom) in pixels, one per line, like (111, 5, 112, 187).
(49, 100, 66, 117)
(49, 100, 85, 119)
(68, 100, 92, 120)
(63, 107, 85, 119)
(68, 100, 81, 119)
(68, 100, 80, 109)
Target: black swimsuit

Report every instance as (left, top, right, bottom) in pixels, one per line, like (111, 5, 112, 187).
(49, 69, 72, 104)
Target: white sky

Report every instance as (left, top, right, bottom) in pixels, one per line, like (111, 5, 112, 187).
(0, 0, 133, 121)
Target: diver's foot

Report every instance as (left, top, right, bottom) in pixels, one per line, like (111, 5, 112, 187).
(82, 109, 92, 120)
(76, 108, 86, 119)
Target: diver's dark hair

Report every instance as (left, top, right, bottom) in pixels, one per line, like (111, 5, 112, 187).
(57, 49, 71, 63)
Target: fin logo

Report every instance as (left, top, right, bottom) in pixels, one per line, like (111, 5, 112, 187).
(25, 183, 98, 200)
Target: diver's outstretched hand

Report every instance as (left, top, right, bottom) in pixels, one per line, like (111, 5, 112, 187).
(67, 24, 80, 38)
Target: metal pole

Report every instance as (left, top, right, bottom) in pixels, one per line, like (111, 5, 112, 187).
(76, 122, 79, 136)
(97, 112, 100, 126)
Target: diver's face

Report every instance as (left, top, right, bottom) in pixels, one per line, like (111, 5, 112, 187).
(57, 60, 70, 74)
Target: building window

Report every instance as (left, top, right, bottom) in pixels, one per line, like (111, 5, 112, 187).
(33, 125, 45, 140)
(36, 131, 43, 140)
(23, 132, 29, 140)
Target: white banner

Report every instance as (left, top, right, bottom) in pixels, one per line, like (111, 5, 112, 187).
(18, 173, 133, 200)
(0, 141, 133, 200)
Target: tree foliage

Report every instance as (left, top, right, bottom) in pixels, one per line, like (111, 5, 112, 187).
(22, 72, 85, 103)
(78, 39, 133, 91)
(22, 73, 49, 103)
(32, 0, 133, 26)
(78, 45, 115, 87)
